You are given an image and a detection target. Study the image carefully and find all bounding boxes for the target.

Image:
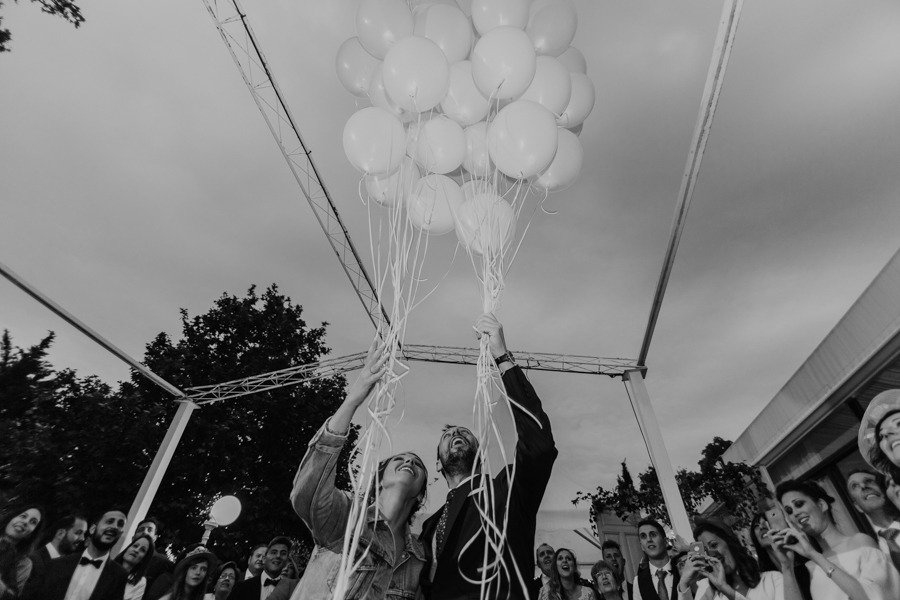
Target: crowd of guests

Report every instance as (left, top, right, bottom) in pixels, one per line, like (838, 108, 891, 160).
(3, 319, 900, 600)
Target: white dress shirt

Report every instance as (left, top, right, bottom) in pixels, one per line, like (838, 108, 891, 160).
(45, 542, 61, 559)
(259, 571, 280, 600)
(63, 549, 110, 600)
(633, 560, 674, 600)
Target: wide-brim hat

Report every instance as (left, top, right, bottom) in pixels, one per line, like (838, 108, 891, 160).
(173, 544, 219, 574)
(859, 389, 900, 468)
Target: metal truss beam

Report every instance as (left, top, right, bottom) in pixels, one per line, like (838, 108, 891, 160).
(186, 345, 638, 404)
(201, 0, 388, 330)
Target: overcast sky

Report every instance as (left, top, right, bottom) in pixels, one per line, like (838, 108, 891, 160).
(3, 0, 900, 538)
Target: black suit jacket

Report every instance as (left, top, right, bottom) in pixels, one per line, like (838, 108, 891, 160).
(25, 545, 54, 589)
(22, 552, 127, 600)
(143, 551, 174, 590)
(230, 574, 285, 600)
(420, 366, 558, 600)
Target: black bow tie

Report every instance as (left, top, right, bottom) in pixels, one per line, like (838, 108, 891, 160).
(263, 578, 280, 587)
(79, 557, 103, 568)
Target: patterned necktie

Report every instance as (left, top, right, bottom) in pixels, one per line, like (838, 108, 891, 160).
(878, 528, 900, 570)
(656, 569, 669, 600)
(435, 488, 458, 556)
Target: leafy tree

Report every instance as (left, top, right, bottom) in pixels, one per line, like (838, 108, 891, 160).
(574, 438, 768, 534)
(0, 284, 358, 563)
(1, 0, 85, 52)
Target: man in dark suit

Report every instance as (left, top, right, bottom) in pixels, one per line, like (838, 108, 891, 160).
(420, 314, 558, 600)
(229, 536, 291, 600)
(23, 509, 128, 600)
(131, 517, 174, 593)
(27, 513, 88, 586)
(631, 519, 679, 600)
(602, 539, 634, 600)
(529, 543, 555, 598)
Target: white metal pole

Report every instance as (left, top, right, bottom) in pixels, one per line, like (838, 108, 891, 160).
(117, 400, 198, 552)
(623, 369, 693, 540)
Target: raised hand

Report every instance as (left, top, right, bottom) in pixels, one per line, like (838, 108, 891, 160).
(473, 312, 508, 358)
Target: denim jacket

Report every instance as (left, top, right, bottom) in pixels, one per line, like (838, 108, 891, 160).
(289, 420, 426, 600)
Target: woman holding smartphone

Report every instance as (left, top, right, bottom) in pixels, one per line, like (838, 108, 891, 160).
(772, 479, 900, 600)
(676, 518, 802, 600)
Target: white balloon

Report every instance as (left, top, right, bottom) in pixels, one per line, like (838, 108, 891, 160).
(535, 127, 583, 191)
(356, 0, 414, 59)
(557, 72, 595, 128)
(454, 192, 517, 254)
(365, 157, 421, 206)
(383, 36, 450, 112)
(471, 27, 536, 100)
(471, 0, 530, 35)
(414, 3, 473, 63)
(462, 122, 491, 176)
(407, 174, 464, 234)
(488, 100, 559, 178)
(367, 63, 417, 123)
(519, 55, 571, 116)
(412, 116, 466, 174)
(343, 107, 407, 174)
(556, 46, 587, 74)
(526, 0, 578, 57)
(441, 61, 491, 127)
(336, 38, 381, 97)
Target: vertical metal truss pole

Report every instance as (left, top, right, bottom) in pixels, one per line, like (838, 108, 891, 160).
(118, 400, 199, 552)
(623, 369, 693, 540)
(200, 0, 389, 331)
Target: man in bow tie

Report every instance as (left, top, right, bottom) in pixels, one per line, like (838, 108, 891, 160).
(229, 536, 291, 600)
(419, 313, 558, 600)
(22, 508, 128, 600)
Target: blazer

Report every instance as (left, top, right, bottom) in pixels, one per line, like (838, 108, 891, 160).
(25, 545, 54, 589)
(229, 574, 286, 600)
(22, 551, 128, 600)
(420, 366, 558, 600)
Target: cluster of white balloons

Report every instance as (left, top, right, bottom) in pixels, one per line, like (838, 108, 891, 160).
(339, 0, 594, 253)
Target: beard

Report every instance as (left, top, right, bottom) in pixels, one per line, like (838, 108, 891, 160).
(440, 444, 477, 478)
(91, 529, 119, 552)
(60, 537, 82, 555)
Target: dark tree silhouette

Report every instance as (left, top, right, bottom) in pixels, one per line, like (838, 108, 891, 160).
(0, 284, 358, 563)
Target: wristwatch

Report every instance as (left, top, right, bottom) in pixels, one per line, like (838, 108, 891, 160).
(493, 351, 515, 367)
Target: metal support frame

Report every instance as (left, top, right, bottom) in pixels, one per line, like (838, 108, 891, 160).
(623, 369, 693, 540)
(186, 345, 638, 404)
(200, 0, 388, 330)
(119, 400, 198, 551)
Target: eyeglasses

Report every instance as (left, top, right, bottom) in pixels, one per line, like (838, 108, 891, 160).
(218, 573, 236, 581)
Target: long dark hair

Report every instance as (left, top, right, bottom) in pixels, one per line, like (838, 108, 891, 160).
(693, 519, 761, 589)
(547, 548, 584, 600)
(169, 555, 212, 600)
(748, 513, 778, 572)
(114, 533, 156, 584)
(0, 504, 47, 593)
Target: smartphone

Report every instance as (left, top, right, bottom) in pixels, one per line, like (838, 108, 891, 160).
(764, 506, 789, 531)
(688, 542, 713, 573)
(765, 506, 798, 544)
